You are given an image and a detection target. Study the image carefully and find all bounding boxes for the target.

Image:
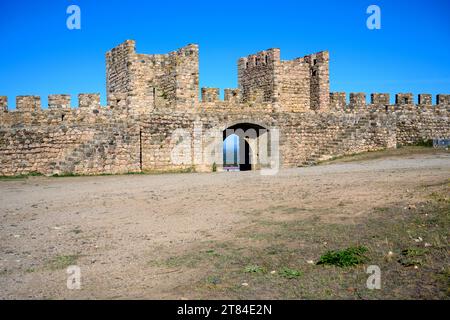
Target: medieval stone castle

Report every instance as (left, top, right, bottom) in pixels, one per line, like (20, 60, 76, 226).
(0, 40, 449, 176)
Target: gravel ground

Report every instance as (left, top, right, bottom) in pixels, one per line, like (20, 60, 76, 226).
(0, 151, 449, 299)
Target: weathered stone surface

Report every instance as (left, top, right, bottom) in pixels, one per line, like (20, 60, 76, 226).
(0, 40, 449, 176)
(418, 94, 432, 106)
(396, 93, 413, 105)
(48, 94, 71, 110)
(0, 96, 7, 112)
(371, 93, 390, 106)
(349, 93, 366, 110)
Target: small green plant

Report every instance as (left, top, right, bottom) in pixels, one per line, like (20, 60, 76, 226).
(47, 254, 79, 270)
(398, 248, 428, 267)
(212, 162, 217, 172)
(279, 267, 302, 279)
(206, 275, 221, 285)
(413, 139, 433, 147)
(244, 265, 266, 274)
(317, 246, 368, 267)
(204, 249, 220, 257)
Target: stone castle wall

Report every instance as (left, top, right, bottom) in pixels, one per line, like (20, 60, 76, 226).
(0, 41, 449, 176)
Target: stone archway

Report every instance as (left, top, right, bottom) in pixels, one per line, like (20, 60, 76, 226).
(222, 122, 269, 172)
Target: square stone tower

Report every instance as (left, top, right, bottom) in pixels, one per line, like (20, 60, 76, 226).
(106, 40, 199, 113)
(237, 49, 330, 112)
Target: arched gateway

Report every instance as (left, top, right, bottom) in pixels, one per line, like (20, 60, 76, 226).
(222, 123, 269, 172)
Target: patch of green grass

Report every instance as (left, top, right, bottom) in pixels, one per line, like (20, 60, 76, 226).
(244, 265, 266, 274)
(279, 267, 303, 279)
(398, 248, 428, 267)
(47, 254, 79, 270)
(429, 191, 450, 204)
(204, 249, 220, 257)
(317, 246, 368, 267)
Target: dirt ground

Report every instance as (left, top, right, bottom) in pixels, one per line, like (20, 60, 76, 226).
(0, 147, 449, 299)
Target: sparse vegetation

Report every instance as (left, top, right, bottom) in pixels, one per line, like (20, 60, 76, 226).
(412, 139, 433, 147)
(279, 267, 302, 279)
(244, 265, 266, 274)
(0, 172, 43, 180)
(2, 153, 448, 299)
(398, 248, 428, 267)
(317, 246, 368, 267)
(165, 183, 449, 299)
(206, 275, 221, 285)
(47, 254, 80, 270)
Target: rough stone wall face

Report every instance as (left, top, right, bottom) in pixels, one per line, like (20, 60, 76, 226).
(0, 104, 449, 176)
(330, 92, 346, 109)
(173, 44, 199, 108)
(418, 94, 432, 106)
(16, 96, 41, 112)
(395, 105, 450, 145)
(238, 48, 279, 104)
(305, 51, 330, 111)
(247, 88, 265, 103)
(396, 93, 414, 105)
(437, 94, 450, 105)
(0, 96, 7, 112)
(201, 88, 219, 103)
(371, 93, 390, 106)
(106, 40, 135, 99)
(224, 89, 240, 103)
(350, 93, 366, 109)
(277, 58, 310, 112)
(48, 94, 71, 110)
(237, 48, 330, 112)
(78, 93, 100, 111)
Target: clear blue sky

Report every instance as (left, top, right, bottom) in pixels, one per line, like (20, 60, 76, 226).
(1, 0, 449, 108)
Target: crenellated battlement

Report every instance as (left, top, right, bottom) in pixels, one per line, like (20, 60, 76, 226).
(16, 95, 41, 112)
(0, 41, 449, 176)
(328, 92, 450, 111)
(201, 88, 220, 103)
(0, 93, 104, 112)
(224, 89, 241, 103)
(437, 94, 450, 105)
(0, 96, 8, 112)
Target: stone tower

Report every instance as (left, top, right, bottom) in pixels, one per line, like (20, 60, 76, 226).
(237, 48, 330, 112)
(106, 40, 199, 114)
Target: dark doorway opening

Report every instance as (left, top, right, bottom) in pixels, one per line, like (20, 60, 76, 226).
(239, 139, 252, 171)
(223, 122, 267, 172)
